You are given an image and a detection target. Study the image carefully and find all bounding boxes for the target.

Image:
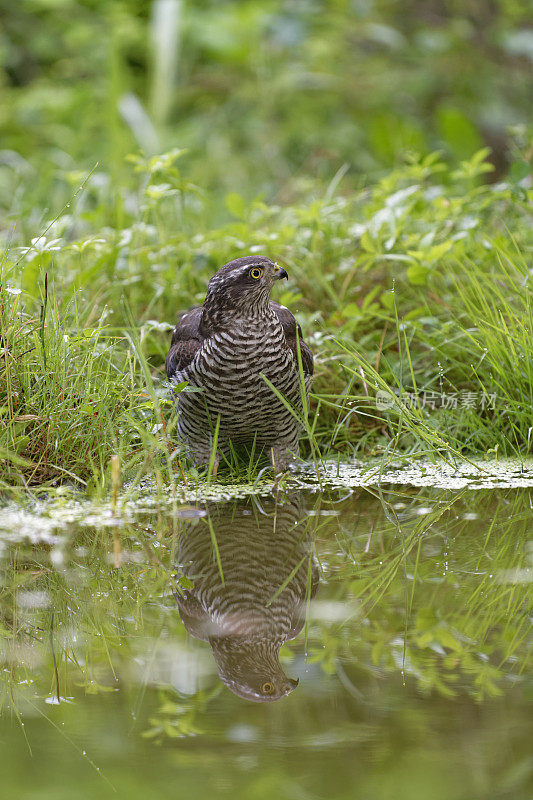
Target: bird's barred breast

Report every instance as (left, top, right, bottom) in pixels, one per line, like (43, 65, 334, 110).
(177, 312, 303, 446)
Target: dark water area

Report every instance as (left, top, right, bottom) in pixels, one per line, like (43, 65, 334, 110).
(0, 484, 531, 799)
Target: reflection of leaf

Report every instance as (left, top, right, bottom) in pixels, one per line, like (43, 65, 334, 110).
(435, 626, 462, 652)
(416, 607, 438, 631)
(371, 640, 384, 666)
(417, 631, 435, 647)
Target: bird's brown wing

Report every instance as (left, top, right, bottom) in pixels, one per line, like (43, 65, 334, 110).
(165, 306, 204, 380)
(173, 590, 211, 642)
(270, 301, 314, 377)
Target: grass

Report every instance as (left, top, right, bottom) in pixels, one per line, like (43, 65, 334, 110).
(0, 148, 532, 489)
(0, 281, 138, 487)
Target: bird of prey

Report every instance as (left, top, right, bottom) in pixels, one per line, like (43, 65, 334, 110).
(165, 256, 313, 472)
(174, 495, 319, 702)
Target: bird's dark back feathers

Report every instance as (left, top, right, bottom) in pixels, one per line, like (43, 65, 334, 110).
(164, 306, 203, 377)
(271, 301, 314, 377)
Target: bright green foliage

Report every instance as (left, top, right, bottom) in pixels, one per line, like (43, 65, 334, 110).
(0, 0, 532, 215)
(1, 148, 531, 484)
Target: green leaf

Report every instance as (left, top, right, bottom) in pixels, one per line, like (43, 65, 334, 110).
(341, 302, 361, 318)
(381, 290, 395, 311)
(407, 264, 429, 285)
(436, 106, 483, 161)
(360, 231, 376, 253)
(427, 241, 453, 262)
(510, 160, 530, 183)
(225, 192, 247, 219)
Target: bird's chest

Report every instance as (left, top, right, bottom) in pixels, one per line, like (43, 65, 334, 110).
(191, 319, 296, 395)
(179, 313, 301, 443)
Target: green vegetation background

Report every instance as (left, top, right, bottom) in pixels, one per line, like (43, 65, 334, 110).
(0, 8, 532, 793)
(0, 0, 532, 486)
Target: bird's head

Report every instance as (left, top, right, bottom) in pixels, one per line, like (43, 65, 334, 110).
(203, 256, 288, 322)
(211, 636, 299, 703)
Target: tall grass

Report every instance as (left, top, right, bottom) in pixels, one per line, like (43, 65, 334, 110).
(0, 278, 135, 487)
(1, 149, 531, 488)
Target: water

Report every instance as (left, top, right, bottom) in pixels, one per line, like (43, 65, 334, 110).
(0, 473, 532, 799)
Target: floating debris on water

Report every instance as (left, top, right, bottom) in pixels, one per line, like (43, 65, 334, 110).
(0, 458, 531, 541)
(317, 457, 533, 491)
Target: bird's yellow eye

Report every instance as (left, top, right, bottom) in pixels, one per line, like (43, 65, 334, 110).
(261, 681, 275, 694)
(249, 267, 263, 280)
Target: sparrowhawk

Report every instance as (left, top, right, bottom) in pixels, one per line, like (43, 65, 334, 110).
(165, 256, 313, 472)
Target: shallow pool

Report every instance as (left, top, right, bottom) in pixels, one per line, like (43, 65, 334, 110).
(0, 478, 531, 799)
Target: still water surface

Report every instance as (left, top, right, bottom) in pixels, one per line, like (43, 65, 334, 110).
(0, 482, 531, 799)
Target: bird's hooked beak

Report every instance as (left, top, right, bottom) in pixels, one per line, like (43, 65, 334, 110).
(283, 677, 299, 694)
(274, 264, 288, 281)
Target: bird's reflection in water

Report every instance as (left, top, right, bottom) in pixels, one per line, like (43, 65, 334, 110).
(175, 495, 319, 702)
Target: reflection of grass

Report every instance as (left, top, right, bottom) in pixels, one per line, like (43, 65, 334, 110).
(0, 487, 531, 736)
(0, 522, 173, 717)
(309, 488, 533, 700)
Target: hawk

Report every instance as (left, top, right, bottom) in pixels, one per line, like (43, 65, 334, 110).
(165, 256, 313, 472)
(174, 495, 319, 702)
